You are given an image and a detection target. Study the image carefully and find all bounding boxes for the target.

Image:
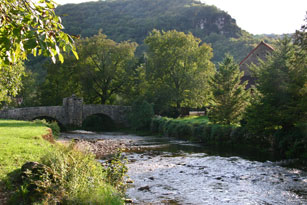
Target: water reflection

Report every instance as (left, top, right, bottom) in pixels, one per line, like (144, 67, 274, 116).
(60, 131, 307, 205)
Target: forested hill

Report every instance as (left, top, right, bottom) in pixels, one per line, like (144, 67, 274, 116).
(55, 0, 272, 63)
(56, 0, 241, 40)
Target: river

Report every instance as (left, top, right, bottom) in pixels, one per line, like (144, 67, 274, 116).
(60, 131, 307, 205)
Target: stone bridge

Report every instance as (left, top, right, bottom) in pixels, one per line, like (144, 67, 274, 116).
(0, 95, 131, 127)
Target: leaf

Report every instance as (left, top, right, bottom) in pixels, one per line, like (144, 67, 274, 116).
(24, 38, 37, 50)
(72, 49, 79, 60)
(58, 53, 64, 63)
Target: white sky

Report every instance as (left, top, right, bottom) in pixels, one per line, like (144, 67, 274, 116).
(55, 0, 307, 35)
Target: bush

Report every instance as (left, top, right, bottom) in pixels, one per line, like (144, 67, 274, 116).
(166, 122, 178, 138)
(176, 123, 194, 140)
(34, 119, 60, 138)
(129, 99, 154, 130)
(150, 117, 161, 133)
(12, 145, 123, 204)
(101, 151, 128, 192)
(46, 121, 60, 138)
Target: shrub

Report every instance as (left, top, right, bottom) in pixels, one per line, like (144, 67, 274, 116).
(101, 151, 128, 193)
(193, 125, 205, 142)
(129, 99, 154, 130)
(176, 123, 193, 140)
(12, 145, 123, 204)
(158, 118, 168, 134)
(46, 121, 60, 138)
(150, 117, 161, 133)
(202, 124, 212, 142)
(165, 122, 175, 137)
(34, 119, 60, 138)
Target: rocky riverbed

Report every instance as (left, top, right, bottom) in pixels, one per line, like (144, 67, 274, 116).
(57, 130, 165, 158)
(59, 131, 307, 205)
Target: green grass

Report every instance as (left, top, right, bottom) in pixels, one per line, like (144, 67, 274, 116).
(0, 119, 54, 181)
(172, 116, 209, 124)
(0, 119, 123, 204)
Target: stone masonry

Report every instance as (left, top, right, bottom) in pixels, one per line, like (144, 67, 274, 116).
(0, 95, 131, 127)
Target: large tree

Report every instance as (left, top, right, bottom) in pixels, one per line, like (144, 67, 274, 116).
(0, 0, 77, 103)
(77, 32, 137, 104)
(208, 55, 250, 125)
(39, 32, 138, 105)
(245, 37, 307, 134)
(144, 29, 215, 113)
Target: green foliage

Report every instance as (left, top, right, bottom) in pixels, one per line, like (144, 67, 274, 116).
(245, 37, 307, 135)
(40, 32, 138, 105)
(56, 0, 242, 43)
(129, 99, 154, 130)
(209, 55, 250, 125)
(101, 151, 128, 193)
(150, 116, 242, 144)
(0, 62, 25, 106)
(77, 32, 138, 104)
(0, 119, 123, 204)
(0, 0, 77, 102)
(53, 0, 279, 65)
(144, 29, 215, 113)
(13, 145, 123, 204)
(45, 121, 60, 139)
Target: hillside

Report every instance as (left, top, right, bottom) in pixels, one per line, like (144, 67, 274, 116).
(55, 0, 272, 63)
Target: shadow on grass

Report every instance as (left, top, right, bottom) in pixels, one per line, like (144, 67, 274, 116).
(0, 122, 45, 128)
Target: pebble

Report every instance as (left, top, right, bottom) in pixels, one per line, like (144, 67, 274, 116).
(138, 185, 150, 192)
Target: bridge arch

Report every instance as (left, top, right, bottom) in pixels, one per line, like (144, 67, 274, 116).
(82, 113, 116, 131)
(82, 105, 119, 123)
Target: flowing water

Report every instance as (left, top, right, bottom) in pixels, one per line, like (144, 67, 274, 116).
(60, 131, 307, 205)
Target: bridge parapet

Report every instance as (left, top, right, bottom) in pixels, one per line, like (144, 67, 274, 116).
(0, 95, 131, 127)
(0, 106, 64, 123)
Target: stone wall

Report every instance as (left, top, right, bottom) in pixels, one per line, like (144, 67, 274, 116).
(0, 96, 131, 127)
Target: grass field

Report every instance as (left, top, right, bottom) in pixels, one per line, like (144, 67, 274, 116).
(0, 119, 53, 181)
(0, 119, 123, 204)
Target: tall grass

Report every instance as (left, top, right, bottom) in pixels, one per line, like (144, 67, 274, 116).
(0, 119, 123, 204)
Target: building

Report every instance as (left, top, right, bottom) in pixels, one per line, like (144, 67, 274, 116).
(239, 41, 274, 89)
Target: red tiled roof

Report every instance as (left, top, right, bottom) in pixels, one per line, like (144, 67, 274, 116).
(239, 41, 274, 65)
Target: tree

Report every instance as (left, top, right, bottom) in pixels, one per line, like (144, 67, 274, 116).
(0, 63, 24, 105)
(77, 32, 138, 104)
(144, 29, 215, 114)
(293, 13, 307, 122)
(40, 32, 138, 105)
(0, 0, 77, 103)
(128, 99, 154, 130)
(39, 55, 82, 106)
(208, 55, 250, 125)
(245, 37, 307, 134)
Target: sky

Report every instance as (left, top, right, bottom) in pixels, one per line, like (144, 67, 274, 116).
(54, 0, 307, 35)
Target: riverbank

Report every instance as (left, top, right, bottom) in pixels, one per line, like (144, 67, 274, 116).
(150, 116, 307, 159)
(0, 119, 124, 204)
(59, 131, 307, 204)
